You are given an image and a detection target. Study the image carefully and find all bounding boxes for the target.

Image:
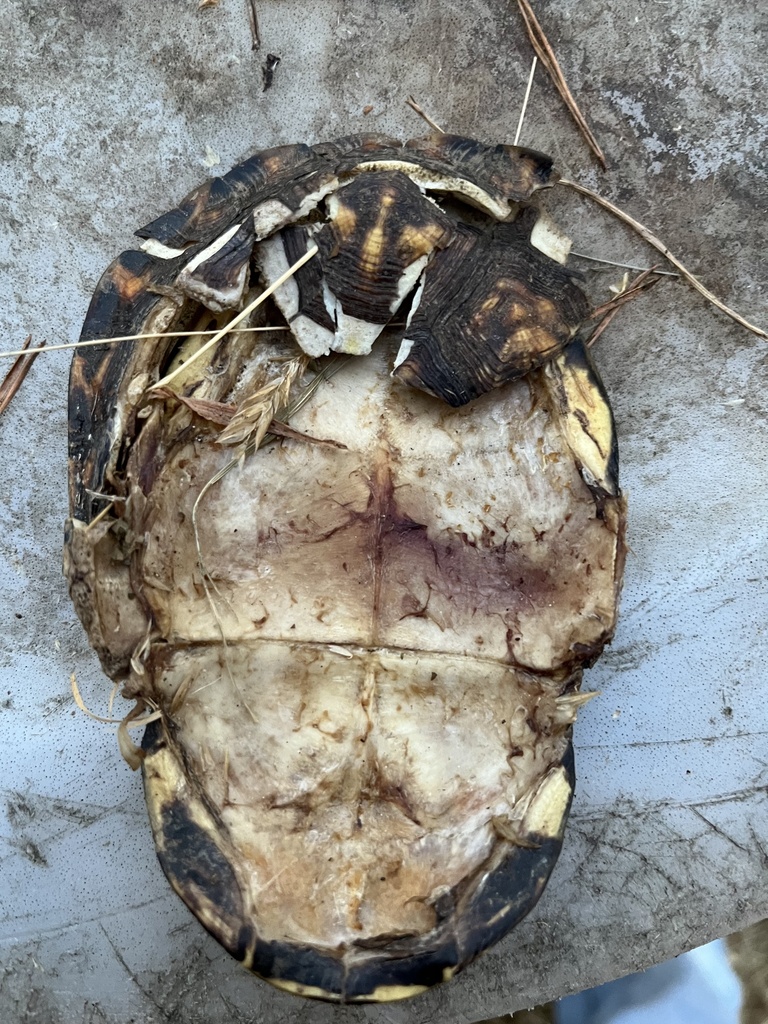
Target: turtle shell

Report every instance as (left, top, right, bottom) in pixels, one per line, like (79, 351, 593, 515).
(65, 133, 626, 1002)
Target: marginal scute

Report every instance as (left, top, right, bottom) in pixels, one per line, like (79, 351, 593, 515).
(312, 132, 404, 171)
(69, 248, 183, 522)
(135, 142, 319, 248)
(542, 338, 620, 500)
(404, 133, 556, 204)
(520, 766, 572, 839)
(142, 728, 249, 956)
(136, 134, 405, 252)
(350, 984, 430, 1003)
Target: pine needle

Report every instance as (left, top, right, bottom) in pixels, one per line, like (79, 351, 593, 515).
(571, 251, 679, 277)
(0, 335, 43, 416)
(406, 96, 444, 134)
(586, 267, 663, 349)
(516, 0, 607, 169)
(562, 179, 768, 339)
(590, 266, 662, 320)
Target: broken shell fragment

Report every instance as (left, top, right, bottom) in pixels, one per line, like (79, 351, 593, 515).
(176, 220, 255, 311)
(392, 212, 591, 406)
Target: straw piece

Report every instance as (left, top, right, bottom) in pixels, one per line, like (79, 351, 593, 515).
(514, 56, 538, 146)
(0, 325, 290, 361)
(70, 671, 161, 736)
(71, 673, 124, 724)
(151, 245, 319, 391)
(86, 501, 115, 530)
(118, 703, 163, 770)
(571, 251, 679, 277)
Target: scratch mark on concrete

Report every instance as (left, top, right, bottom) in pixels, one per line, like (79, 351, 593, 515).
(690, 807, 750, 853)
(98, 923, 172, 1021)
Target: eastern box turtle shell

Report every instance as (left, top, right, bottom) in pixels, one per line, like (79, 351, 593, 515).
(65, 133, 626, 1002)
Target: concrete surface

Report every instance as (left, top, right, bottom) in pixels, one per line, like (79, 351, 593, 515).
(1, 0, 766, 1021)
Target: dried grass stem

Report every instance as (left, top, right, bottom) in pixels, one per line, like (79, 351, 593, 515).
(514, 56, 538, 146)
(563, 178, 767, 339)
(586, 267, 663, 348)
(0, 326, 290, 361)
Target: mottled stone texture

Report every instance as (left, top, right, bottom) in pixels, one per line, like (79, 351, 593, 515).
(0, 0, 766, 1022)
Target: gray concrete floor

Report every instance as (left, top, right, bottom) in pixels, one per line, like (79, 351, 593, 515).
(1, 1, 767, 1021)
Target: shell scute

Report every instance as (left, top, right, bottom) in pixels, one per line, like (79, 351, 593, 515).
(403, 132, 556, 204)
(394, 211, 592, 406)
(136, 142, 320, 248)
(316, 170, 454, 324)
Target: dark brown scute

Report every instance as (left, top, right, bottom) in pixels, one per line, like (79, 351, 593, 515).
(342, 827, 568, 1001)
(404, 134, 556, 200)
(394, 212, 591, 406)
(282, 224, 336, 332)
(136, 142, 320, 248)
(315, 170, 454, 324)
(135, 133, 553, 255)
(347, 945, 457, 999)
(142, 722, 254, 964)
(135, 135, 404, 252)
(157, 797, 246, 926)
(252, 940, 347, 999)
(311, 132, 404, 170)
